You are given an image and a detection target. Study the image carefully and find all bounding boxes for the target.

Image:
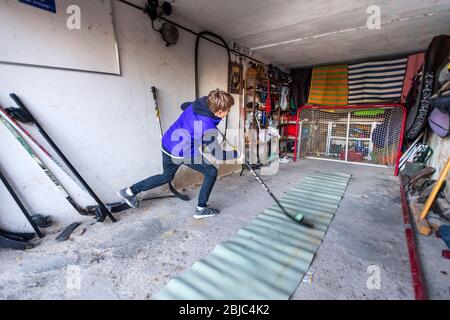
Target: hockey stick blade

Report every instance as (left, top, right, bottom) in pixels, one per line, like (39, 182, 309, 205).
(169, 183, 190, 201)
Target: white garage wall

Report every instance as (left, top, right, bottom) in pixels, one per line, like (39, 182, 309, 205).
(0, 1, 241, 231)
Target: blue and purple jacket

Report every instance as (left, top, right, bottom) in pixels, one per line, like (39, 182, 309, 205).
(161, 97, 237, 160)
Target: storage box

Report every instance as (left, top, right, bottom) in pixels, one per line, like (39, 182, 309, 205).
(340, 151, 364, 162)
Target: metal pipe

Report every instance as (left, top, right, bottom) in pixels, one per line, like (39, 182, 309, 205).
(116, 0, 266, 65)
(194, 31, 231, 138)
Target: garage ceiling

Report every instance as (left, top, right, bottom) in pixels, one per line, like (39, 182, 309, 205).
(135, 0, 450, 69)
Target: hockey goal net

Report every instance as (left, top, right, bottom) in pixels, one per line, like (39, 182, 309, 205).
(294, 104, 406, 175)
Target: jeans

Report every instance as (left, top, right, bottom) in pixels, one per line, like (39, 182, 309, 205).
(130, 151, 218, 208)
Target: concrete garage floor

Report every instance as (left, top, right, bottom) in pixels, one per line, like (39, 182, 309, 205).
(0, 159, 448, 300)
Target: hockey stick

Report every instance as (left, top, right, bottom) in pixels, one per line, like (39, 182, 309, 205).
(3, 107, 88, 192)
(0, 170, 43, 238)
(0, 229, 35, 241)
(216, 130, 314, 228)
(9, 94, 116, 223)
(0, 112, 93, 217)
(4, 106, 134, 215)
(151, 86, 190, 201)
(2, 106, 112, 219)
(0, 232, 34, 250)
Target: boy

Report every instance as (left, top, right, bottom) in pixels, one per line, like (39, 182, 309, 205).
(117, 89, 239, 219)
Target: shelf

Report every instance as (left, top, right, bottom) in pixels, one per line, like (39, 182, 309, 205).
(279, 136, 297, 141)
(245, 140, 272, 145)
(244, 76, 292, 161)
(244, 108, 280, 113)
(302, 120, 384, 125)
(269, 79, 290, 86)
(245, 107, 267, 112)
(246, 77, 269, 84)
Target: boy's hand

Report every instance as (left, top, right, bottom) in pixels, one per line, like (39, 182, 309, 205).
(234, 150, 246, 164)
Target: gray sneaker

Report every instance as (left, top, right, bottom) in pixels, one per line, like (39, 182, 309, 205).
(193, 207, 220, 219)
(207, 207, 220, 214)
(117, 188, 140, 209)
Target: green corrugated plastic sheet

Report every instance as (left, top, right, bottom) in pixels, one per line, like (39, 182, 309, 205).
(153, 172, 351, 300)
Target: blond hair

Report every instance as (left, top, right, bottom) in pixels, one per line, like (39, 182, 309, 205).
(207, 89, 234, 114)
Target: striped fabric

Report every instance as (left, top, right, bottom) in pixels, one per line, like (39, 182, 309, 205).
(348, 58, 407, 104)
(308, 65, 348, 106)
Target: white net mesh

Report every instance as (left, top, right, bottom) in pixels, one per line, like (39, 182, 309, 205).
(296, 106, 405, 170)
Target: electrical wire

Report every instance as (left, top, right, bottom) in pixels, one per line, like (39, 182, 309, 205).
(195, 31, 232, 139)
(117, 0, 266, 65)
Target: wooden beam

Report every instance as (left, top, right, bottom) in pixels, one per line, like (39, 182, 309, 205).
(409, 199, 432, 236)
(420, 157, 450, 220)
